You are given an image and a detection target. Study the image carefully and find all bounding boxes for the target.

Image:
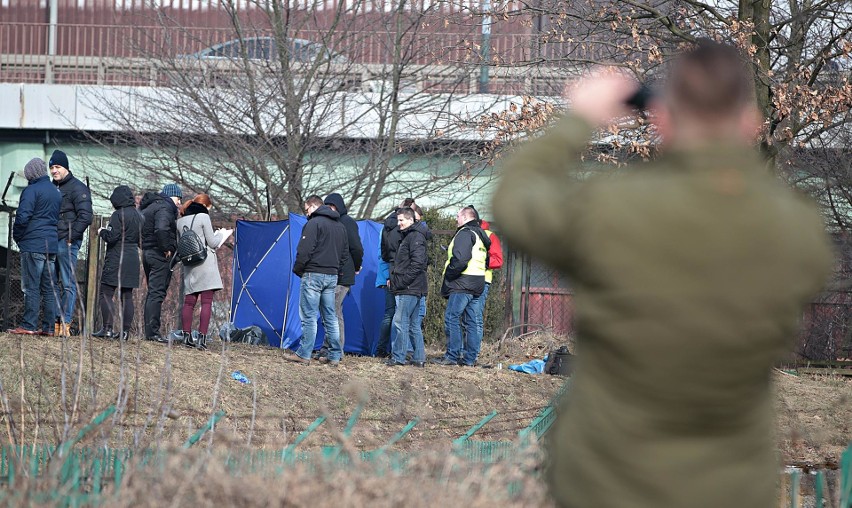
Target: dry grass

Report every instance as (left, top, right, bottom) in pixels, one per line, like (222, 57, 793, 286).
(0, 332, 564, 452)
(0, 330, 850, 507)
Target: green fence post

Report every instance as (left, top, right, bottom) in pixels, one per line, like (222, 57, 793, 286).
(282, 416, 326, 461)
(453, 410, 498, 447)
(815, 470, 824, 508)
(374, 418, 420, 456)
(518, 406, 555, 442)
(840, 441, 851, 508)
(183, 411, 226, 449)
(343, 404, 364, 437)
(57, 406, 116, 458)
(789, 469, 800, 508)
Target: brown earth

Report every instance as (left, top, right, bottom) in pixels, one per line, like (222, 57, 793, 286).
(0, 331, 849, 467)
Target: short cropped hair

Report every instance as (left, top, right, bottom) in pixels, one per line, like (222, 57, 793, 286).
(460, 206, 478, 222)
(668, 39, 755, 119)
(396, 207, 416, 221)
(304, 195, 324, 208)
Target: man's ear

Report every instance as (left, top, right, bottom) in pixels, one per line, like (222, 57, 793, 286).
(738, 105, 763, 142)
(650, 100, 672, 144)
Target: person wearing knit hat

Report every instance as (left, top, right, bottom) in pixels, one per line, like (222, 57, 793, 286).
(49, 149, 93, 335)
(161, 183, 182, 202)
(48, 149, 69, 171)
(8, 158, 62, 336)
(24, 158, 47, 182)
(138, 183, 181, 341)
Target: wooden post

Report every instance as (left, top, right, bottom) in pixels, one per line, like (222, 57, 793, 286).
(84, 216, 101, 335)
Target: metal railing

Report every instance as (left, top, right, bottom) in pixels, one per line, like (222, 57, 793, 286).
(0, 23, 591, 92)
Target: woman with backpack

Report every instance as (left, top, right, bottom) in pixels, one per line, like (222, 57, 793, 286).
(176, 193, 232, 348)
(94, 185, 143, 340)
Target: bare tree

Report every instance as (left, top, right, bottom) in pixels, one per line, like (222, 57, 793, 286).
(77, 0, 503, 219)
(473, 0, 852, 167)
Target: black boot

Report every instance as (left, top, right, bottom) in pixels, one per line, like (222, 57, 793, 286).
(93, 327, 112, 338)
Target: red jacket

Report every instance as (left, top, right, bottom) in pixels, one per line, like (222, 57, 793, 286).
(480, 220, 503, 270)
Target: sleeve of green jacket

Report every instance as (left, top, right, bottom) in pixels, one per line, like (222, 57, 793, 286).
(492, 113, 594, 272)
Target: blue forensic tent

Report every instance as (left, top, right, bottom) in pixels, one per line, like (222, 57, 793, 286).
(230, 213, 385, 355)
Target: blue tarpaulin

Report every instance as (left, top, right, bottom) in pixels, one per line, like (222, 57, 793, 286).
(229, 214, 385, 355)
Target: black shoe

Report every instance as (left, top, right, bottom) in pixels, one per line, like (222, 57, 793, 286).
(119, 331, 129, 341)
(376, 351, 390, 359)
(146, 334, 166, 342)
(92, 328, 112, 338)
(409, 361, 426, 368)
(430, 357, 458, 366)
(459, 363, 477, 368)
(385, 359, 406, 367)
(186, 332, 207, 350)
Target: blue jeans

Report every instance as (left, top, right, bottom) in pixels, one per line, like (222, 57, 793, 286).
(21, 252, 57, 332)
(444, 292, 481, 364)
(459, 284, 489, 365)
(296, 273, 340, 361)
(392, 295, 425, 364)
(409, 296, 426, 355)
(56, 240, 81, 323)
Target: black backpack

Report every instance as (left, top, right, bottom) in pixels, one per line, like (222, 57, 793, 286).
(544, 346, 574, 376)
(173, 215, 207, 267)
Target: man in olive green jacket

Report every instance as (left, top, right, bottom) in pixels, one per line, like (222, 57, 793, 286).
(493, 41, 833, 508)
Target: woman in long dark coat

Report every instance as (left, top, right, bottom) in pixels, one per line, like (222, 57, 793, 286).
(94, 185, 142, 339)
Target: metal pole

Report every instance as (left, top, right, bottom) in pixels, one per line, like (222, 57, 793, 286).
(47, 0, 58, 84)
(478, 0, 492, 94)
(84, 217, 100, 335)
(4, 213, 12, 328)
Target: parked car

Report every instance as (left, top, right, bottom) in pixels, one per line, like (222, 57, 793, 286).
(187, 36, 348, 65)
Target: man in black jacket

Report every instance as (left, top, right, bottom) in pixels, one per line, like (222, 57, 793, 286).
(375, 197, 415, 357)
(286, 196, 349, 366)
(315, 193, 363, 358)
(387, 208, 428, 367)
(140, 183, 182, 341)
(433, 206, 490, 366)
(49, 150, 93, 334)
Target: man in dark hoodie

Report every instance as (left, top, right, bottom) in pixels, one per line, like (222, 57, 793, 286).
(285, 195, 349, 366)
(386, 207, 428, 367)
(315, 193, 363, 358)
(432, 206, 490, 367)
(140, 183, 182, 341)
(48, 150, 93, 334)
(8, 158, 62, 335)
(375, 197, 415, 357)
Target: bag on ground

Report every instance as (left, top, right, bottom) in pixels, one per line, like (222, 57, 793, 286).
(544, 345, 573, 376)
(219, 323, 268, 346)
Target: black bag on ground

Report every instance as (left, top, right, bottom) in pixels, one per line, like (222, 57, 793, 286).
(219, 323, 268, 346)
(544, 346, 573, 376)
(173, 215, 207, 268)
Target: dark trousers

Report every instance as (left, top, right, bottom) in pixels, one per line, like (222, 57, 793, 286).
(142, 250, 172, 338)
(20, 252, 57, 332)
(376, 287, 395, 355)
(100, 284, 134, 332)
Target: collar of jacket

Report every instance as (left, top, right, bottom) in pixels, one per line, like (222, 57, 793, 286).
(53, 171, 75, 187)
(183, 202, 209, 217)
(662, 144, 765, 174)
(309, 205, 340, 220)
(456, 219, 480, 231)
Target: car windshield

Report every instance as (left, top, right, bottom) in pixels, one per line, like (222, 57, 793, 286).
(201, 38, 337, 63)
